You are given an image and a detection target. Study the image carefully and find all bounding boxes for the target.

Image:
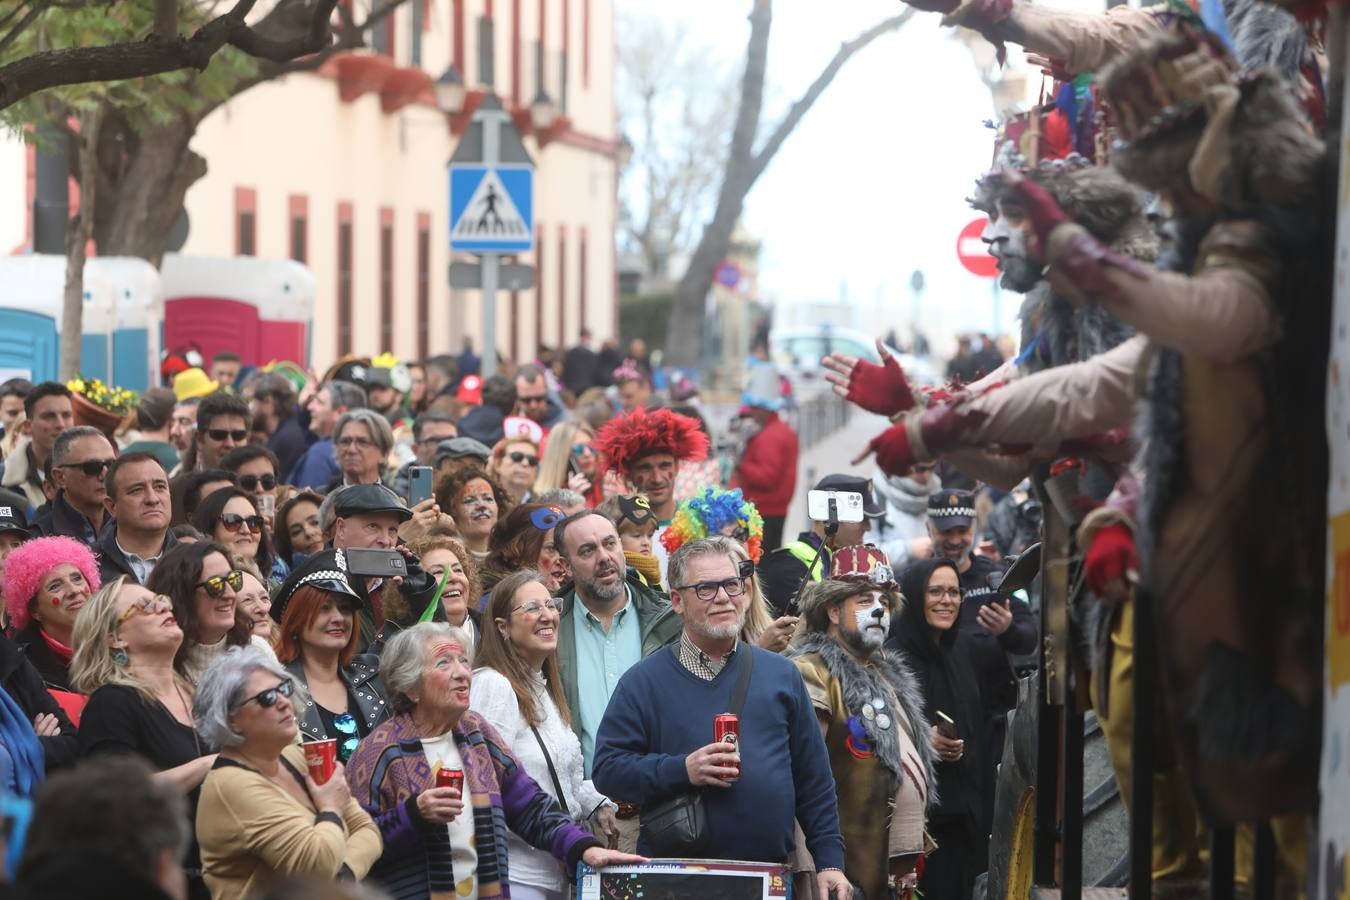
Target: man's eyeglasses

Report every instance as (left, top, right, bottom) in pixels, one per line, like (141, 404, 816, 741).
(56, 459, 113, 477)
(675, 577, 748, 602)
(337, 435, 376, 450)
(220, 513, 264, 534)
(117, 593, 172, 624)
(197, 569, 244, 597)
(512, 598, 564, 617)
(925, 586, 963, 600)
(507, 451, 539, 467)
(237, 474, 277, 492)
(206, 429, 248, 442)
(238, 680, 294, 710)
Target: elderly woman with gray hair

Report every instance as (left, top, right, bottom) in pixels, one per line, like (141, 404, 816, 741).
(193, 646, 383, 900)
(346, 622, 644, 900)
(332, 409, 395, 489)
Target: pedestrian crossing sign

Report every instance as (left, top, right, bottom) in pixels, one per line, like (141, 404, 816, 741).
(449, 164, 534, 254)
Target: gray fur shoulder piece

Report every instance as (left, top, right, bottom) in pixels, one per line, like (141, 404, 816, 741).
(790, 633, 938, 808)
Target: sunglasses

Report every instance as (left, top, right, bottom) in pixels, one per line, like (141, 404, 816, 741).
(197, 569, 244, 597)
(57, 459, 113, 477)
(220, 512, 264, 534)
(117, 593, 172, 624)
(571, 443, 595, 458)
(239, 680, 294, 710)
(333, 713, 359, 761)
(507, 451, 539, 467)
(206, 428, 249, 442)
(237, 474, 277, 492)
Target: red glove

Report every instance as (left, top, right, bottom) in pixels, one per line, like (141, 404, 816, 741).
(846, 354, 916, 417)
(863, 423, 918, 477)
(1083, 524, 1138, 597)
(1010, 177, 1069, 254)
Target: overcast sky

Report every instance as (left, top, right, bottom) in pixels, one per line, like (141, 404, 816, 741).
(619, 1, 1022, 351)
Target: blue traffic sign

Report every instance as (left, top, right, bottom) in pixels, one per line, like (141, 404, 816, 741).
(449, 164, 534, 254)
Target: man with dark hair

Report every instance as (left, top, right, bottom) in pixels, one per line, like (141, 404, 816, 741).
(172, 468, 235, 526)
(209, 349, 242, 389)
(288, 381, 366, 489)
(422, 353, 459, 399)
(551, 510, 681, 790)
(562, 328, 599, 396)
(194, 392, 251, 470)
(122, 387, 181, 471)
(168, 396, 200, 457)
(0, 376, 32, 435)
(514, 362, 563, 430)
(16, 755, 189, 900)
(248, 371, 307, 476)
(3, 381, 74, 510)
(456, 374, 515, 447)
(98, 452, 176, 585)
(34, 426, 115, 545)
(392, 410, 458, 498)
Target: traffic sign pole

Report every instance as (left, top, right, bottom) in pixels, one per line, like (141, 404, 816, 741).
(480, 105, 504, 378)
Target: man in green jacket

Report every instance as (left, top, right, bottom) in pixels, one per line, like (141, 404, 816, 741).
(553, 509, 682, 850)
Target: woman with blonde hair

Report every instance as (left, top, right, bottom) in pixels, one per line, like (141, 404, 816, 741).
(71, 576, 218, 899)
(533, 420, 602, 505)
(704, 535, 797, 653)
(231, 556, 279, 645)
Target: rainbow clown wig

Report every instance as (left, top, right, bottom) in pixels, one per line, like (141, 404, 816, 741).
(3, 536, 101, 630)
(594, 407, 709, 477)
(661, 488, 766, 563)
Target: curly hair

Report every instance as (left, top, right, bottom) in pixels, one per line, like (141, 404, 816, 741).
(379, 534, 481, 625)
(433, 466, 514, 523)
(3, 536, 101, 630)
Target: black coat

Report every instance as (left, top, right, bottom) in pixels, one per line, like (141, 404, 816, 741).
(95, 525, 179, 586)
(954, 553, 1036, 718)
(758, 531, 830, 617)
(886, 559, 986, 831)
(267, 410, 313, 478)
(31, 491, 105, 546)
(562, 345, 599, 396)
(0, 633, 77, 772)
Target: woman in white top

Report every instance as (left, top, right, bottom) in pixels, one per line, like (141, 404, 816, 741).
(470, 569, 620, 900)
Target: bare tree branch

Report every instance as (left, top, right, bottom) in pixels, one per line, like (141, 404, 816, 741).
(745, 8, 913, 184)
(0, 0, 349, 111)
(0, 1, 53, 59)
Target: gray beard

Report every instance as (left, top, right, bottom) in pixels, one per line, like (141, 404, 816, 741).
(691, 615, 744, 643)
(580, 577, 624, 604)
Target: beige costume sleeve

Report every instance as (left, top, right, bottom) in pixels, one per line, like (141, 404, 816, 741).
(909, 334, 1146, 456)
(1045, 222, 1279, 361)
(976, 2, 1163, 75)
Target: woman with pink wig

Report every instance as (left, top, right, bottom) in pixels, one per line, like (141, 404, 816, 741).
(3, 535, 100, 697)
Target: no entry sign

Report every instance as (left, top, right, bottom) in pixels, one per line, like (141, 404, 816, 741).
(956, 217, 998, 279)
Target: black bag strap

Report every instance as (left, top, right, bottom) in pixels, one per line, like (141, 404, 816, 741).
(529, 724, 570, 813)
(728, 644, 755, 716)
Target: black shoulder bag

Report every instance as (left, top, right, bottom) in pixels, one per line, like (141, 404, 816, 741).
(640, 645, 755, 857)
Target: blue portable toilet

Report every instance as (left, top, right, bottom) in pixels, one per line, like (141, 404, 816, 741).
(0, 257, 64, 382)
(86, 258, 162, 392)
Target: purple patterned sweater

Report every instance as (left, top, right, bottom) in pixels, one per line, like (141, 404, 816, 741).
(345, 709, 600, 900)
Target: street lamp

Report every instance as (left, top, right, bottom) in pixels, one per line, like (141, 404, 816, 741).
(434, 64, 466, 115)
(530, 86, 558, 131)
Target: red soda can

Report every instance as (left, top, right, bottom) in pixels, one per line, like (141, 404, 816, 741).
(437, 767, 464, 792)
(714, 713, 740, 778)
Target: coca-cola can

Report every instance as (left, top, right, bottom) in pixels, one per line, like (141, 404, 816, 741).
(436, 767, 464, 792)
(714, 712, 740, 778)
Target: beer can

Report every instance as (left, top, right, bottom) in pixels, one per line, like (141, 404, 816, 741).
(714, 712, 740, 777)
(437, 767, 464, 792)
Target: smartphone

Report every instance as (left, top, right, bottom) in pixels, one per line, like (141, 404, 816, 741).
(806, 489, 865, 524)
(935, 710, 959, 740)
(345, 547, 409, 578)
(408, 465, 435, 506)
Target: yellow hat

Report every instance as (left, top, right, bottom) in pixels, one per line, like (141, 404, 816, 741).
(173, 367, 220, 401)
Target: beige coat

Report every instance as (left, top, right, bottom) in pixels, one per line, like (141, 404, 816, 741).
(196, 744, 383, 900)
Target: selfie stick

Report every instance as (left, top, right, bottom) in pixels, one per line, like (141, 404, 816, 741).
(790, 496, 838, 615)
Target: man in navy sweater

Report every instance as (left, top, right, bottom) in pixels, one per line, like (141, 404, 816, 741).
(592, 538, 851, 899)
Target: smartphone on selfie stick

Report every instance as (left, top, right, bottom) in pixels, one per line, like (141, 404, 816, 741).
(787, 490, 865, 616)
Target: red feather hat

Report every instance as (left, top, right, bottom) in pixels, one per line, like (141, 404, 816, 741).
(594, 407, 709, 476)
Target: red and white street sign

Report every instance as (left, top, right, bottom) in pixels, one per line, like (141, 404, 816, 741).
(956, 217, 998, 279)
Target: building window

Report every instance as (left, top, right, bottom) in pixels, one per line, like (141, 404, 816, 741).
(557, 225, 567, 345)
(288, 195, 308, 264)
(411, 0, 423, 66)
(235, 187, 257, 256)
(582, 0, 590, 89)
(417, 215, 431, 360)
(453, 0, 465, 72)
(238, 212, 255, 256)
(379, 213, 394, 353)
(578, 227, 587, 338)
(337, 217, 354, 356)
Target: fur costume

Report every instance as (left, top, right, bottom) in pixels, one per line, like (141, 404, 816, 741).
(593, 407, 709, 477)
(1093, 26, 1331, 820)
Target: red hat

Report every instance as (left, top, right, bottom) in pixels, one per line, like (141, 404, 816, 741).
(829, 544, 898, 591)
(457, 374, 483, 405)
(594, 407, 709, 477)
